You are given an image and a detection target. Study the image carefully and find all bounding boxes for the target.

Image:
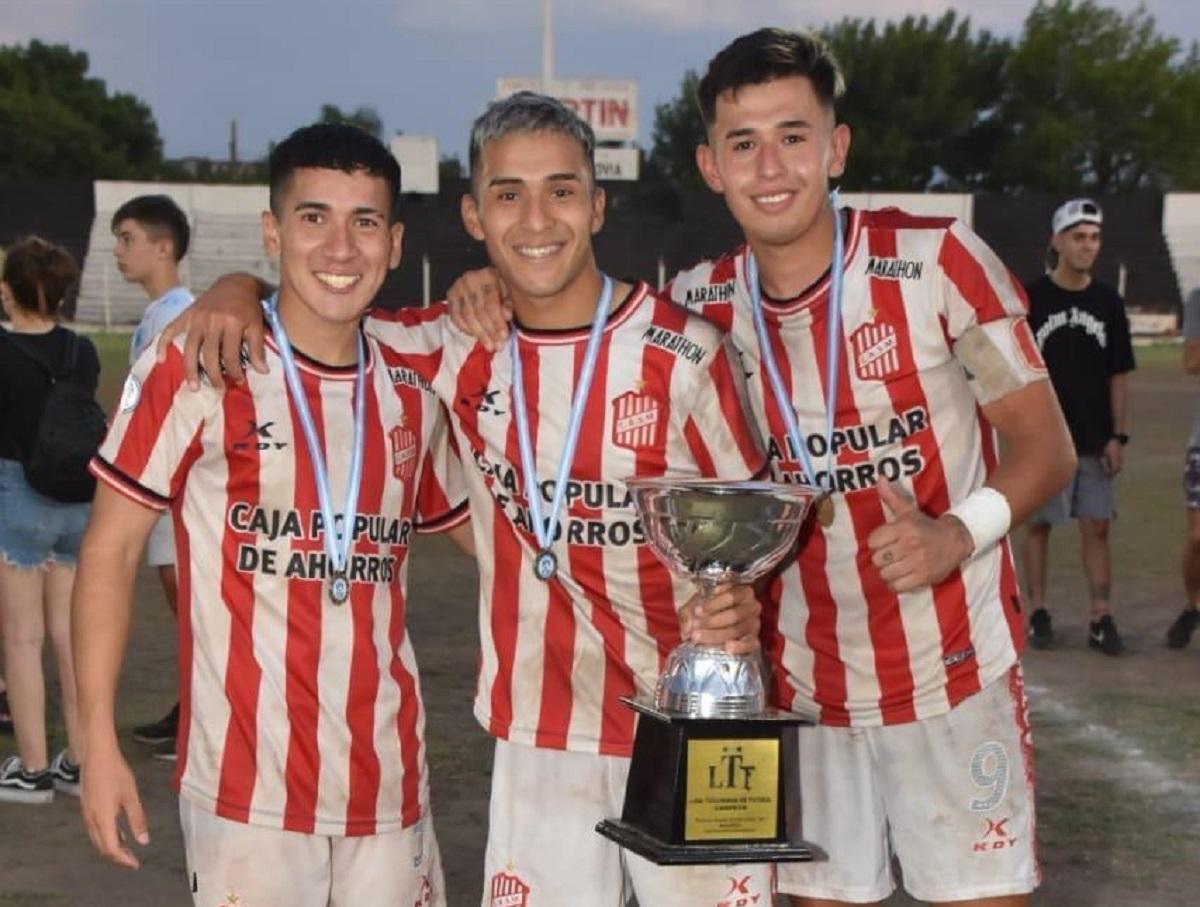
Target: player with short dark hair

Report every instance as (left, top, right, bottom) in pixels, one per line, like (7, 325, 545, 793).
(111, 192, 196, 759)
(74, 122, 466, 907)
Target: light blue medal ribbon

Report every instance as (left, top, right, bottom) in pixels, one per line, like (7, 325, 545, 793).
(749, 190, 845, 496)
(510, 274, 614, 581)
(263, 294, 366, 605)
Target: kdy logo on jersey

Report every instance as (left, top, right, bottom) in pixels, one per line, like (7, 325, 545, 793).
(612, 390, 663, 451)
(851, 321, 901, 381)
(389, 424, 417, 481)
(489, 872, 530, 907)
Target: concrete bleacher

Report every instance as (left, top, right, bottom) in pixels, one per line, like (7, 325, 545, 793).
(1164, 193, 1200, 303)
(75, 182, 277, 326)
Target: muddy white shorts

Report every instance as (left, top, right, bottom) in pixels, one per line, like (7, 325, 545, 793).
(777, 665, 1039, 904)
(145, 512, 175, 567)
(483, 739, 774, 907)
(180, 797, 445, 907)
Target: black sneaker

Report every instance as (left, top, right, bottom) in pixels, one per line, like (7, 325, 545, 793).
(133, 702, 179, 745)
(0, 755, 54, 804)
(1167, 607, 1199, 649)
(1088, 614, 1126, 655)
(1028, 608, 1054, 649)
(49, 749, 80, 796)
(150, 739, 177, 763)
(0, 691, 12, 734)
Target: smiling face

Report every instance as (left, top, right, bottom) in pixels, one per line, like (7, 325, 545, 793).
(696, 75, 850, 253)
(262, 166, 403, 347)
(461, 129, 605, 324)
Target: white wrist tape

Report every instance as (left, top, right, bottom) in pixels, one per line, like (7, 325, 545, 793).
(948, 487, 1012, 557)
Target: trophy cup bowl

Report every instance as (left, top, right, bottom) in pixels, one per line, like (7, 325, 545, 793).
(630, 478, 822, 719)
(596, 477, 825, 865)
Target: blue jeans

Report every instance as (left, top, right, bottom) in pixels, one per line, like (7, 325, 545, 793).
(0, 459, 90, 568)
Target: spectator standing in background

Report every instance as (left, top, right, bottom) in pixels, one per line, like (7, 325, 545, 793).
(0, 237, 99, 802)
(1023, 199, 1136, 654)
(1167, 287, 1200, 648)
(111, 195, 194, 760)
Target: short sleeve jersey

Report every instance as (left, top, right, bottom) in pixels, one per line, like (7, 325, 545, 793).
(1025, 275, 1136, 456)
(668, 208, 1047, 727)
(130, 285, 195, 365)
(368, 282, 766, 756)
(92, 327, 468, 837)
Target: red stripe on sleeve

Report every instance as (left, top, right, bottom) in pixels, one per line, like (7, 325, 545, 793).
(939, 228, 1010, 325)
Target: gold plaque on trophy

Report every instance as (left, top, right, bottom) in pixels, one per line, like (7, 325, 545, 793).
(684, 739, 780, 841)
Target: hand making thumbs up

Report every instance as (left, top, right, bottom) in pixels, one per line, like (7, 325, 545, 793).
(866, 482, 976, 593)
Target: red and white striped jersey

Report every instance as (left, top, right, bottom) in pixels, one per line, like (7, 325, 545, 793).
(369, 282, 766, 756)
(92, 331, 468, 836)
(668, 208, 1047, 727)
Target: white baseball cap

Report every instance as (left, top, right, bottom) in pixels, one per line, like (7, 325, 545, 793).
(1052, 198, 1103, 235)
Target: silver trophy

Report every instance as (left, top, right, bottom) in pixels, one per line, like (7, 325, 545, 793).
(596, 477, 824, 864)
(631, 477, 821, 718)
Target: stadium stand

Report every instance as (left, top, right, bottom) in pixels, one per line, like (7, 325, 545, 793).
(974, 192, 1182, 330)
(7, 179, 1179, 329)
(1164, 193, 1200, 302)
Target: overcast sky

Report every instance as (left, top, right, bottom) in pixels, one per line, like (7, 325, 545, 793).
(4, 0, 1197, 162)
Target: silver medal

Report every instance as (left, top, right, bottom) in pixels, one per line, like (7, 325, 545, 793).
(330, 573, 350, 605)
(534, 550, 558, 582)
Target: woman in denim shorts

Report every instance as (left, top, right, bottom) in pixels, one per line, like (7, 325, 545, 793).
(0, 237, 100, 803)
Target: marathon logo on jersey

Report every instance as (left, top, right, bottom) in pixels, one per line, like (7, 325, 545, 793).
(851, 321, 901, 381)
(389, 365, 434, 394)
(612, 390, 663, 451)
(717, 873, 765, 906)
(489, 871, 530, 907)
(389, 424, 417, 481)
(865, 255, 924, 281)
(642, 325, 707, 365)
(972, 816, 1018, 853)
(682, 279, 736, 306)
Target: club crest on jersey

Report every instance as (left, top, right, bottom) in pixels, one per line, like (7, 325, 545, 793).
(612, 390, 663, 451)
(489, 872, 530, 907)
(851, 321, 901, 381)
(389, 424, 417, 480)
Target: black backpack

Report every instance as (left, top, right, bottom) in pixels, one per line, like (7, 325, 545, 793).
(1, 329, 108, 503)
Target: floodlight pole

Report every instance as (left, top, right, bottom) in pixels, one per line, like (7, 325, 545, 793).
(541, 0, 554, 91)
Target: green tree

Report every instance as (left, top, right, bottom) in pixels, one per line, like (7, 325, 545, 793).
(319, 103, 384, 139)
(0, 40, 162, 179)
(647, 69, 706, 189)
(824, 12, 1010, 190)
(995, 0, 1200, 192)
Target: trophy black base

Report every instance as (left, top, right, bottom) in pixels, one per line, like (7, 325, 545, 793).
(596, 818, 817, 865)
(596, 698, 819, 866)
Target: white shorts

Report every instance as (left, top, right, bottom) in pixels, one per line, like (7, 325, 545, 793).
(777, 664, 1039, 903)
(146, 513, 175, 567)
(484, 739, 774, 907)
(180, 796, 445, 907)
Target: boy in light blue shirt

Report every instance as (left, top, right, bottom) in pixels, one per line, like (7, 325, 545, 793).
(111, 194, 194, 758)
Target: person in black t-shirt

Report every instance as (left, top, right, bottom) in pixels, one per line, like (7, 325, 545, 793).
(1022, 199, 1136, 655)
(0, 237, 99, 803)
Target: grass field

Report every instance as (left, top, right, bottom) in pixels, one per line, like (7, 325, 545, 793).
(0, 333, 1197, 905)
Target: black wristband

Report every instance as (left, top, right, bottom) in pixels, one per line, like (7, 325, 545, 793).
(1112, 432, 1130, 445)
